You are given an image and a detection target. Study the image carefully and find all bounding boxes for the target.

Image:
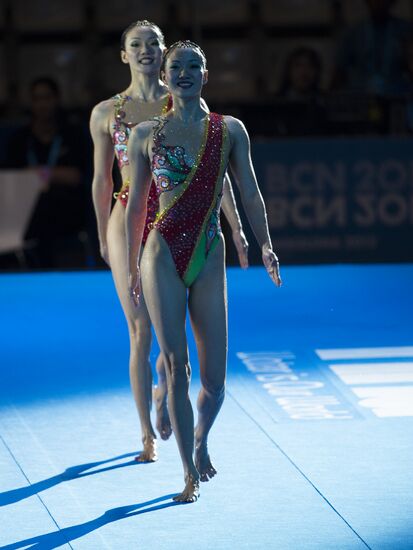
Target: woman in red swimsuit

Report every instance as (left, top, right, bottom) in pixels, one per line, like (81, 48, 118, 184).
(90, 23, 248, 463)
(126, 41, 281, 501)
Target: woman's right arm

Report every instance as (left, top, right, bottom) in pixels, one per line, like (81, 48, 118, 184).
(90, 102, 115, 265)
(125, 123, 153, 306)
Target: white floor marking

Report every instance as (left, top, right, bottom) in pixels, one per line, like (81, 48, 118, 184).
(315, 347, 413, 360)
(329, 362, 413, 385)
(352, 386, 413, 417)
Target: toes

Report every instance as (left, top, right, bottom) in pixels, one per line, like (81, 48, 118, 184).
(200, 469, 215, 482)
(173, 494, 198, 503)
(160, 425, 172, 441)
(135, 453, 157, 463)
(196, 454, 217, 481)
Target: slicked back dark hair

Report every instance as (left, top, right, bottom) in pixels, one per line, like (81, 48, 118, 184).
(120, 20, 165, 51)
(161, 40, 207, 73)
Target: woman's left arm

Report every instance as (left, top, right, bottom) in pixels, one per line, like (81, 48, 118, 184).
(226, 116, 281, 287)
(221, 174, 249, 268)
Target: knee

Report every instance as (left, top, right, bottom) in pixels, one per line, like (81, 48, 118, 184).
(201, 376, 226, 399)
(128, 319, 152, 347)
(164, 351, 190, 385)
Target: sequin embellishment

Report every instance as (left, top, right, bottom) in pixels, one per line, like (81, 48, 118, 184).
(112, 93, 173, 243)
(152, 113, 228, 287)
(151, 117, 192, 193)
(112, 93, 172, 170)
(112, 95, 134, 170)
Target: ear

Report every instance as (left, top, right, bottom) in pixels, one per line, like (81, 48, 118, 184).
(120, 50, 129, 65)
(203, 70, 209, 85)
(161, 70, 167, 84)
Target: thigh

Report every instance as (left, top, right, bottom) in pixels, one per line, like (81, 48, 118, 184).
(188, 236, 228, 388)
(107, 201, 151, 328)
(140, 230, 188, 362)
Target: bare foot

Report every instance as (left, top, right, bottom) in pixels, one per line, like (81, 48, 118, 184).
(153, 385, 172, 441)
(195, 440, 217, 482)
(173, 473, 200, 503)
(135, 436, 158, 463)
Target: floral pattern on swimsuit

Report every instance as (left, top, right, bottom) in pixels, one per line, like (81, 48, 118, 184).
(111, 94, 173, 244)
(151, 117, 193, 194)
(112, 94, 172, 170)
(112, 94, 134, 170)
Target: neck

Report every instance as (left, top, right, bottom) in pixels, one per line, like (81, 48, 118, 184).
(125, 69, 167, 102)
(171, 96, 205, 123)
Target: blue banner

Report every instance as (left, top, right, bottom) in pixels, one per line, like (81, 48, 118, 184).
(252, 137, 413, 263)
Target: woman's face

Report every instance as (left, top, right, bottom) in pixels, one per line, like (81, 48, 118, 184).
(289, 54, 317, 93)
(163, 48, 207, 98)
(121, 26, 164, 74)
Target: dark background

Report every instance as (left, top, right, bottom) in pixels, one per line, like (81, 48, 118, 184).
(1, 0, 413, 270)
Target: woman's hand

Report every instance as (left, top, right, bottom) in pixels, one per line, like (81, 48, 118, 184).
(262, 245, 282, 287)
(232, 228, 249, 269)
(128, 267, 141, 307)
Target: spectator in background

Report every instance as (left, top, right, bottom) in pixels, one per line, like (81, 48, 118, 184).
(333, 0, 413, 95)
(275, 47, 328, 136)
(5, 77, 88, 268)
(278, 47, 323, 101)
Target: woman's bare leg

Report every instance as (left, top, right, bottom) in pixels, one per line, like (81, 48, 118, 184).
(188, 237, 227, 482)
(141, 232, 199, 502)
(107, 203, 171, 461)
(154, 352, 172, 440)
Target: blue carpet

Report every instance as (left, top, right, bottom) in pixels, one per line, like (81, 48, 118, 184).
(0, 265, 412, 549)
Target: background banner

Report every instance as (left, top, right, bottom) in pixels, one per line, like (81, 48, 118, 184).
(251, 137, 413, 264)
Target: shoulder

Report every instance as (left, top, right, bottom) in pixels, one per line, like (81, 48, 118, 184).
(90, 98, 116, 127)
(224, 115, 246, 131)
(128, 120, 157, 154)
(223, 115, 249, 144)
(132, 119, 158, 140)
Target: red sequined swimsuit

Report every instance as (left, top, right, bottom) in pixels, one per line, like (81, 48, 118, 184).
(111, 93, 173, 243)
(150, 113, 227, 287)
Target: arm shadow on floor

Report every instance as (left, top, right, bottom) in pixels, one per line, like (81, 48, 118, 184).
(0, 451, 145, 507)
(0, 494, 180, 549)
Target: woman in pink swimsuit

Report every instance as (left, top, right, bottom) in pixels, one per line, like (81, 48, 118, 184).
(90, 23, 248, 463)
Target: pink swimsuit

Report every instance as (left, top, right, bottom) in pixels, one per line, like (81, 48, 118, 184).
(112, 93, 173, 244)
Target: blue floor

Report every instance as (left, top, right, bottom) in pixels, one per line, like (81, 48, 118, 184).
(1, 265, 412, 549)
